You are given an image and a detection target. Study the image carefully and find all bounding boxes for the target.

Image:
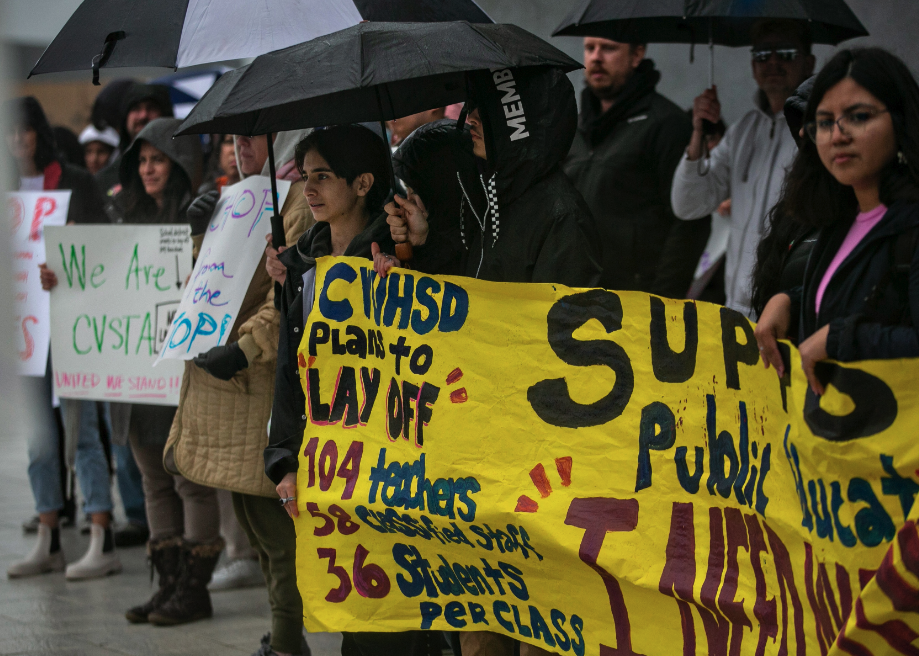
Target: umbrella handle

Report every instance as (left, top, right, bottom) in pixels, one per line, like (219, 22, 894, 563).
(266, 134, 287, 249)
(91, 31, 125, 86)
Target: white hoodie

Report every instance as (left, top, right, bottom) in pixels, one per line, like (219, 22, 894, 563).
(671, 94, 797, 317)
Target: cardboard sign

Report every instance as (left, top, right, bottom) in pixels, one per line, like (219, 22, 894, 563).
(293, 256, 919, 656)
(157, 176, 290, 362)
(46, 225, 191, 405)
(8, 191, 70, 376)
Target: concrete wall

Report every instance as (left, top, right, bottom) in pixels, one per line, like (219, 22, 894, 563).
(475, 0, 919, 126)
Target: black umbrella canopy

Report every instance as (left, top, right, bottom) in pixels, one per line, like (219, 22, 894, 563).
(176, 21, 581, 137)
(29, 0, 492, 82)
(553, 0, 868, 47)
(353, 0, 491, 23)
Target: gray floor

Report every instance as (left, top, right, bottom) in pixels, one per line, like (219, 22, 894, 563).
(0, 427, 343, 656)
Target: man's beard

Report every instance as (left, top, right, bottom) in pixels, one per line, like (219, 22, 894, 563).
(586, 71, 626, 101)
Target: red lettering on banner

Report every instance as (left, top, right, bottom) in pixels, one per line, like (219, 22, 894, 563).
(763, 523, 806, 656)
(565, 497, 643, 656)
(722, 509, 753, 656)
(743, 514, 778, 656)
(659, 507, 809, 656)
(658, 502, 697, 656)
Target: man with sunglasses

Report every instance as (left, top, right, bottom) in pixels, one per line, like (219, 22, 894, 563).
(671, 19, 816, 317)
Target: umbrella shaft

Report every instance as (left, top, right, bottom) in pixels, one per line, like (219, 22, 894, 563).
(266, 134, 286, 248)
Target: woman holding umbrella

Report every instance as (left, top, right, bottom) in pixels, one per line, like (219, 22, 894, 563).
(755, 48, 919, 396)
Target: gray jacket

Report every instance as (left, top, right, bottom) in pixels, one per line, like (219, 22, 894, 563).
(671, 93, 797, 317)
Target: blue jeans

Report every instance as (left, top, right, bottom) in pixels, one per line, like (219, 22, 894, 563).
(27, 369, 113, 515)
(113, 443, 147, 526)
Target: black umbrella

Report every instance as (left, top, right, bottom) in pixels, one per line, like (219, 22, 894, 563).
(177, 22, 579, 136)
(29, 0, 493, 85)
(553, 0, 868, 85)
(176, 21, 579, 252)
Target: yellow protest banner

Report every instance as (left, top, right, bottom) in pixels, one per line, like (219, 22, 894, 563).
(294, 256, 919, 656)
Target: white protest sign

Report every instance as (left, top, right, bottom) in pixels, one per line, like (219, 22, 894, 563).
(8, 191, 70, 376)
(46, 225, 192, 405)
(157, 176, 290, 362)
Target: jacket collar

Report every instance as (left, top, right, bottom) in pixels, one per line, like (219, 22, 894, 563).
(578, 59, 660, 146)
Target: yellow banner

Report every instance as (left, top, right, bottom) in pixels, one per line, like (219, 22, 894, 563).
(294, 256, 919, 656)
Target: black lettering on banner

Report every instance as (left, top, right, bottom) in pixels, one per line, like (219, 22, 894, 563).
(528, 290, 634, 428)
(309, 321, 330, 356)
(803, 362, 898, 441)
(649, 297, 698, 383)
(720, 307, 758, 390)
(705, 394, 738, 499)
(635, 402, 676, 492)
(777, 342, 792, 412)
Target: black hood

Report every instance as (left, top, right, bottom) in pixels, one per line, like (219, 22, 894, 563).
(393, 119, 475, 217)
(785, 75, 815, 146)
(578, 58, 661, 146)
(469, 65, 577, 205)
(119, 83, 174, 145)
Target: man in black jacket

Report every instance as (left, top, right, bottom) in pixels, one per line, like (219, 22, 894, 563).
(564, 38, 709, 297)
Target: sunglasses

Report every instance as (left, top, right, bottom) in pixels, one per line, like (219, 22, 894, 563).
(751, 48, 800, 63)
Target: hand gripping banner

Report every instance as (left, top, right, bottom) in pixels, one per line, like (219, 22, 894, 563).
(294, 256, 919, 656)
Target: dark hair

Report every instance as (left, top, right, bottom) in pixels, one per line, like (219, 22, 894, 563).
(295, 125, 392, 216)
(53, 126, 84, 168)
(751, 48, 919, 316)
(121, 141, 193, 223)
(5, 96, 58, 172)
(781, 48, 919, 232)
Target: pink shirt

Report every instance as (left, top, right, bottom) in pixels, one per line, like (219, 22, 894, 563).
(815, 204, 888, 314)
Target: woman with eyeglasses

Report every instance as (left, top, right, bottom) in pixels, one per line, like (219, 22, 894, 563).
(755, 48, 919, 395)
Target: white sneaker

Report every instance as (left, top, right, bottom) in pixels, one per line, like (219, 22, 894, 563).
(208, 557, 264, 591)
(65, 524, 122, 580)
(7, 524, 66, 578)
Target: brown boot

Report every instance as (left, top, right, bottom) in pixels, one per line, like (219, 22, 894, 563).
(148, 538, 224, 626)
(125, 537, 183, 623)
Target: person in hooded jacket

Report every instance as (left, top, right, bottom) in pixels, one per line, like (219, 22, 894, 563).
(63, 117, 225, 626)
(6, 96, 119, 582)
(564, 39, 710, 297)
(377, 65, 602, 294)
(671, 20, 816, 317)
(264, 125, 442, 656)
(96, 83, 174, 198)
(375, 67, 600, 656)
(755, 48, 919, 398)
(165, 128, 314, 656)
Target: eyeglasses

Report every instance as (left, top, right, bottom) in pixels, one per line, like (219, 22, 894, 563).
(751, 48, 800, 63)
(804, 109, 890, 144)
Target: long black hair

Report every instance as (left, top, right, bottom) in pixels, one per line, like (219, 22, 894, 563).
(295, 125, 392, 217)
(751, 48, 919, 316)
(784, 48, 919, 229)
(120, 141, 192, 223)
(5, 96, 58, 173)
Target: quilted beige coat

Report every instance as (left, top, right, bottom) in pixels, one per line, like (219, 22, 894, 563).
(165, 180, 312, 497)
